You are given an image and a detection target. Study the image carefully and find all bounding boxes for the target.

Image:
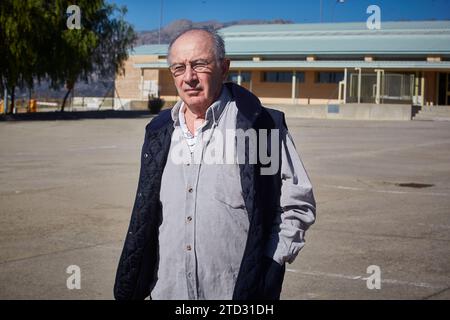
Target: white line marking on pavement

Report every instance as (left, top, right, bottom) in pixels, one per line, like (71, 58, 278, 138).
(323, 184, 450, 197)
(67, 145, 118, 152)
(286, 269, 447, 290)
(311, 139, 450, 161)
(48, 236, 122, 250)
(14, 152, 40, 156)
(89, 145, 118, 150)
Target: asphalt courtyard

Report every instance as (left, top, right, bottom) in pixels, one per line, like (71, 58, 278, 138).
(0, 116, 449, 300)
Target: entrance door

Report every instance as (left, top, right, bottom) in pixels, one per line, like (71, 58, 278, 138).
(438, 73, 450, 105)
(447, 73, 450, 105)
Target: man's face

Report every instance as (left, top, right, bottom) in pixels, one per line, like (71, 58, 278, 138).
(168, 31, 229, 111)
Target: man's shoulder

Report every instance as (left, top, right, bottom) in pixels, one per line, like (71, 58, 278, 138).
(263, 106, 285, 120)
(260, 106, 287, 130)
(145, 108, 173, 132)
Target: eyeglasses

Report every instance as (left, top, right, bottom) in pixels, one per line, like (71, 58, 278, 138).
(168, 59, 215, 77)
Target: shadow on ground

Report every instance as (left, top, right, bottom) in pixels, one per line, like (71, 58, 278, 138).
(0, 110, 155, 121)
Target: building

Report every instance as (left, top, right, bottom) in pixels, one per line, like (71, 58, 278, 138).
(115, 21, 450, 119)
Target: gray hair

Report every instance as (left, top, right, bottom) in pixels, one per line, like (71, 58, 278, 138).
(167, 27, 226, 64)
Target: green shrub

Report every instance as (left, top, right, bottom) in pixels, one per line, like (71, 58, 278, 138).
(148, 95, 164, 114)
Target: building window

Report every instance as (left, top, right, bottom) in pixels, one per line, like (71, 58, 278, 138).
(262, 71, 304, 83)
(316, 72, 344, 83)
(227, 71, 251, 83)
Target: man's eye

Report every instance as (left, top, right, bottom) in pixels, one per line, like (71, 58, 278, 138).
(193, 63, 208, 70)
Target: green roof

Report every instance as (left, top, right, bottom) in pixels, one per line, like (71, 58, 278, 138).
(219, 20, 450, 33)
(131, 44, 168, 55)
(132, 20, 450, 57)
(135, 60, 450, 70)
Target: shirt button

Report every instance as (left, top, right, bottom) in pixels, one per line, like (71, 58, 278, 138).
(187, 187, 193, 193)
(186, 245, 192, 251)
(187, 216, 192, 223)
(143, 153, 149, 158)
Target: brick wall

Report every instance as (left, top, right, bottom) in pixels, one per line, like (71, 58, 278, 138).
(115, 55, 159, 100)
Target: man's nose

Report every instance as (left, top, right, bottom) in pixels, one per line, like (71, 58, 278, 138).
(183, 65, 198, 83)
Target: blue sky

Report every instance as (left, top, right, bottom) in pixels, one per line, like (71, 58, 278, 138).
(111, 0, 450, 31)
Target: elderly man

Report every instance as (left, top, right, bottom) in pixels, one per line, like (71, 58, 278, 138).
(114, 28, 316, 300)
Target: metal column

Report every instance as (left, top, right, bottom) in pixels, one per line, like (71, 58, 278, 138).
(421, 72, 425, 107)
(355, 67, 362, 103)
(237, 70, 242, 86)
(375, 69, 382, 104)
(291, 71, 297, 104)
(343, 68, 348, 103)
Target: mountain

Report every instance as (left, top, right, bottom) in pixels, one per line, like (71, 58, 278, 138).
(135, 18, 293, 45)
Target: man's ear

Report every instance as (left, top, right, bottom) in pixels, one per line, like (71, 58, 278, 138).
(222, 59, 231, 80)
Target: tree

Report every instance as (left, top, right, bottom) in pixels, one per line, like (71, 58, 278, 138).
(0, 0, 48, 113)
(48, 1, 137, 111)
(0, 0, 137, 113)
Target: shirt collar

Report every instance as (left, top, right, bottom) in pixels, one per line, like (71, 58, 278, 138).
(171, 85, 231, 128)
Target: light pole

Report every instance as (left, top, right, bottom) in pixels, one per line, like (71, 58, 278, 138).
(158, 0, 164, 44)
(331, 0, 345, 22)
(320, 0, 323, 23)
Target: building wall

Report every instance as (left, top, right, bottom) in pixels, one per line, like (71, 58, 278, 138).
(115, 55, 159, 100)
(115, 56, 441, 107)
(251, 70, 292, 98)
(271, 103, 413, 120)
(246, 70, 340, 104)
(154, 69, 342, 105)
(301, 70, 340, 103)
(159, 70, 178, 98)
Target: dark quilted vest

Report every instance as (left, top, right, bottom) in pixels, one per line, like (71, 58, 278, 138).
(114, 82, 287, 300)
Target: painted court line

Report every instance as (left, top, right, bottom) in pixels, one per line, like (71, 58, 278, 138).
(286, 269, 446, 290)
(323, 184, 450, 197)
(311, 139, 450, 161)
(67, 145, 118, 152)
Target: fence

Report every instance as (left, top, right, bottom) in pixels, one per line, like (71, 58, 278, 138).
(347, 72, 415, 104)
